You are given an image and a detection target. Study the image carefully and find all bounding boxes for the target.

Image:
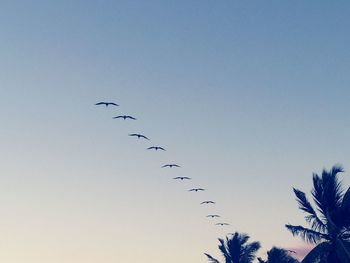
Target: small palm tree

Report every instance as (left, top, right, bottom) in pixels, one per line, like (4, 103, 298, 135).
(204, 232, 261, 263)
(285, 165, 350, 263)
(257, 247, 299, 263)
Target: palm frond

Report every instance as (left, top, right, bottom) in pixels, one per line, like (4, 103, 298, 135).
(341, 187, 350, 227)
(285, 224, 325, 243)
(218, 238, 231, 261)
(265, 247, 299, 263)
(204, 253, 220, 263)
(293, 188, 326, 232)
(312, 166, 344, 220)
(301, 242, 331, 263)
(242, 241, 261, 262)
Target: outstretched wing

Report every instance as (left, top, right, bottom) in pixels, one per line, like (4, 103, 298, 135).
(95, 102, 106, 106)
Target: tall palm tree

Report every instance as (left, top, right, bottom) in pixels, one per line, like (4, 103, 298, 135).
(285, 165, 350, 263)
(204, 232, 261, 263)
(257, 247, 299, 263)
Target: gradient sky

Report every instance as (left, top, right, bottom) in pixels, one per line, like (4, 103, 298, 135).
(1, 1, 350, 262)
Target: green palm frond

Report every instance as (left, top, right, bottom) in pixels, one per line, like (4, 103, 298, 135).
(285, 224, 325, 243)
(293, 188, 326, 232)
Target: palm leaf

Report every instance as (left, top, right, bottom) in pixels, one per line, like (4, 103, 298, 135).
(204, 253, 220, 263)
(301, 242, 331, 263)
(285, 224, 325, 243)
(341, 187, 350, 226)
(293, 188, 326, 232)
(218, 238, 231, 262)
(242, 241, 261, 263)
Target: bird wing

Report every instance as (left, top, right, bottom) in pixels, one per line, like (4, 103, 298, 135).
(113, 116, 123, 119)
(162, 164, 170, 168)
(147, 147, 155, 150)
(141, 135, 149, 139)
(109, 102, 119, 106)
(126, 116, 136, 120)
(158, 147, 166, 151)
(95, 102, 105, 105)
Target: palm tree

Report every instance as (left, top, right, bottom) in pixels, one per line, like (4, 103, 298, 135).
(257, 247, 299, 263)
(285, 165, 350, 263)
(204, 232, 261, 263)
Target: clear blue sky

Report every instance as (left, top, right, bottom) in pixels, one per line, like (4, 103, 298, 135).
(1, 1, 350, 262)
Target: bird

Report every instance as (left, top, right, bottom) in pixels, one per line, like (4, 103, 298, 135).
(113, 115, 136, 120)
(207, 215, 220, 218)
(147, 146, 166, 151)
(162, 164, 180, 168)
(95, 102, 119, 107)
(129, 133, 149, 140)
(173, 177, 191, 180)
(201, 201, 215, 205)
(216, 223, 230, 226)
(189, 188, 205, 192)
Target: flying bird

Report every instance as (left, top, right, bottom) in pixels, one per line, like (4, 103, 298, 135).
(147, 146, 166, 151)
(173, 177, 191, 180)
(189, 188, 205, 192)
(113, 115, 136, 120)
(201, 201, 215, 205)
(162, 164, 180, 168)
(207, 215, 220, 218)
(129, 133, 149, 140)
(216, 223, 230, 226)
(95, 102, 119, 107)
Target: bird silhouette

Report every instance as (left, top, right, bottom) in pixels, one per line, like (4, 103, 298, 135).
(173, 177, 191, 180)
(162, 164, 180, 168)
(189, 188, 205, 192)
(113, 115, 136, 120)
(95, 102, 119, 107)
(129, 133, 149, 140)
(207, 215, 220, 218)
(147, 146, 166, 151)
(216, 223, 230, 226)
(201, 201, 215, 204)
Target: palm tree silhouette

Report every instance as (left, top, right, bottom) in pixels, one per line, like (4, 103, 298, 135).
(285, 165, 350, 263)
(258, 247, 299, 263)
(204, 232, 260, 263)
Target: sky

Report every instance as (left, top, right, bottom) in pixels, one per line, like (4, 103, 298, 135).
(1, 1, 350, 262)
